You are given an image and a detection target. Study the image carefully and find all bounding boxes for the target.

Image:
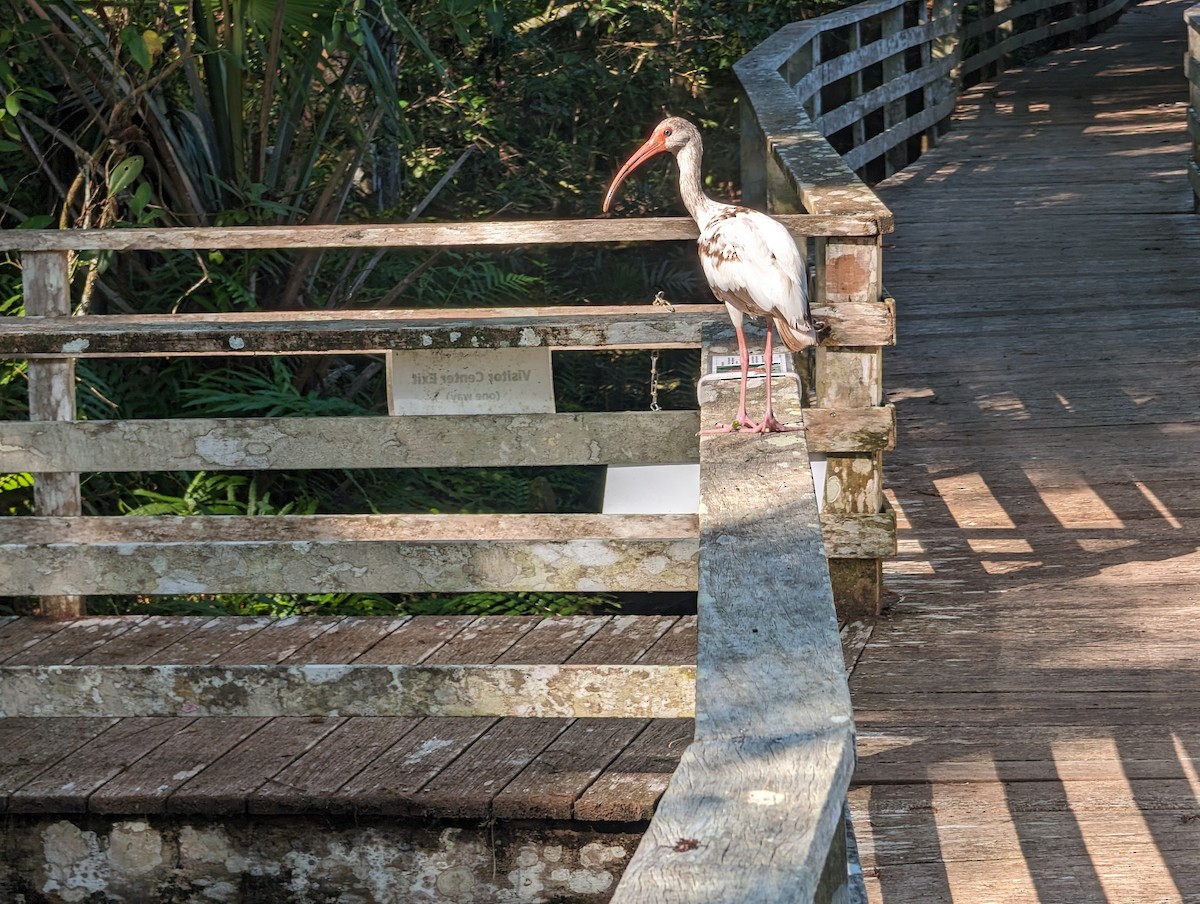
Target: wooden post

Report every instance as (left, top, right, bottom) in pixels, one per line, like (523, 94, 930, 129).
(931, 0, 963, 142)
(815, 236, 885, 616)
(23, 251, 84, 619)
(993, 0, 1013, 78)
(740, 101, 769, 211)
(882, 6, 909, 176)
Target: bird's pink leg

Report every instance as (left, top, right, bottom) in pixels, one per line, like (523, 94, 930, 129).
(749, 326, 800, 434)
(699, 321, 759, 434)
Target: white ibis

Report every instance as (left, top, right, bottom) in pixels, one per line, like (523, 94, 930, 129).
(603, 117, 817, 433)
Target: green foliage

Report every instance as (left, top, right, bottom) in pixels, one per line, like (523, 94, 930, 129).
(87, 589, 615, 618)
(0, 470, 33, 516)
(118, 471, 317, 518)
(399, 591, 613, 617)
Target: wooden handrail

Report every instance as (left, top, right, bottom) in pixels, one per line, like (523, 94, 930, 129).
(610, 322, 855, 904)
(0, 303, 895, 355)
(0, 215, 880, 252)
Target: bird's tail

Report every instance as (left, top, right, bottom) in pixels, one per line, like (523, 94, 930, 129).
(775, 316, 818, 352)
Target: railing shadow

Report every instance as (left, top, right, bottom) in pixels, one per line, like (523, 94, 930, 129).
(847, 0, 1200, 898)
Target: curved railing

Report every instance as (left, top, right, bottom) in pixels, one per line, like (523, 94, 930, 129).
(1188, 2, 1200, 211)
(738, 0, 1131, 186)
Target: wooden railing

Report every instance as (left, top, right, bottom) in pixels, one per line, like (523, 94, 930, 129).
(2, 215, 881, 901)
(736, 0, 1131, 186)
(1189, 3, 1200, 212)
(1, 220, 895, 620)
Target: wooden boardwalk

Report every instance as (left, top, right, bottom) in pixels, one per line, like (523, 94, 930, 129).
(848, 0, 1200, 900)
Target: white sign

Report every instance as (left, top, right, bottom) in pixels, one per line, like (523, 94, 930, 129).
(708, 351, 792, 378)
(387, 347, 555, 416)
(602, 464, 700, 515)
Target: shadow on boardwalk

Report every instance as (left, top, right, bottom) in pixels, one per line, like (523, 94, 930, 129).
(849, 0, 1200, 900)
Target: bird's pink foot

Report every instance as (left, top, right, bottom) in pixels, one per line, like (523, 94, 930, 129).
(746, 412, 802, 434)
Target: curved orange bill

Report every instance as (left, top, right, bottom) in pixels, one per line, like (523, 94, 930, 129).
(602, 132, 668, 213)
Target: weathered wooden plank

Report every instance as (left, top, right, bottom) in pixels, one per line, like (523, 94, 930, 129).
(0, 412, 701, 472)
(693, 324, 853, 741)
(492, 718, 648, 819)
(87, 717, 267, 815)
(0, 406, 892, 472)
(613, 733, 857, 903)
(420, 615, 540, 664)
(0, 215, 881, 253)
(213, 616, 342, 665)
(0, 663, 697, 718)
(0, 617, 67, 663)
(0, 513, 700, 596)
(2, 616, 143, 665)
(414, 717, 570, 818)
(168, 716, 344, 816)
(71, 616, 214, 665)
(0, 718, 119, 813)
(574, 718, 695, 822)
(333, 716, 497, 816)
(1, 305, 708, 356)
(139, 616, 275, 664)
(0, 299, 891, 356)
(821, 506, 898, 559)
(637, 615, 698, 664)
(861, 854, 1200, 904)
(568, 615, 679, 664)
(494, 614, 607, 664)
(350, 615, 476, 664)
(283, 616, 411, 664)
(250, 716, 424, 815)
(0, 410, 700, 473)
(7, 718, 194, 814)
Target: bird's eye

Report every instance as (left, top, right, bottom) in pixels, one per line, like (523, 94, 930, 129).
(663, 128, 673, 137)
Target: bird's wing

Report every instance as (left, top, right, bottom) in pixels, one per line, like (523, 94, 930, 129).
(698, 208, 810, 326)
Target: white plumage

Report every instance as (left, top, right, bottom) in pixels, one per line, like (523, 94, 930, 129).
(604, 117, 816, 433)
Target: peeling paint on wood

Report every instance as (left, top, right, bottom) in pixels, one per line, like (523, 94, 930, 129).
(0, 407, 894, 474)
(0, 513, 700, 596)
(0, 663, 696, 719)
(0, 412, 699, 472)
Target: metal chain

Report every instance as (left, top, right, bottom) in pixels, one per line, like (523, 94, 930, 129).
(649, 349, 662, 412)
